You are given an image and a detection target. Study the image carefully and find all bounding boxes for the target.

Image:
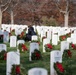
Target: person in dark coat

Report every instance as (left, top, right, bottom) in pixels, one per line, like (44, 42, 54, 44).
(25, 26, 36, 41)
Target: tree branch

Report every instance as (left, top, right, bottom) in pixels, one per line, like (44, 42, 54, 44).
(1, 0, 11, 7)
(2, 5, 9, 13)
(60, 9, 66, 13)
(9, 0, 19, 11)
(13, 0, 19, 8)
(53, 0, 61, 12)
(66, 0, 69, 12)
(14, 13, 17, 17)
(2, 0, 11, 13)
(53, 0, 69, 14)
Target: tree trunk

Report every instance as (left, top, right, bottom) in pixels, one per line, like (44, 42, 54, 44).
(11, 10, 14, 24)
(64, 12, 69, 27)
(0, 9, 2, 30)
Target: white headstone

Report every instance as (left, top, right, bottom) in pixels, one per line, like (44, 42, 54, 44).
(0, 44, 7, 52)
(61, 41, 69, 55)
(31, 35, 38, 41)
(52, 33, 58, 45)
(71, 33, 76, 44)
(28, 68, 48, 75)
(15, 29, 21, 35)
(29, 43, 39, 61)
(17, 40, 25, 45)
(50, 50, 62, 75)
(67, 38, 72, 43)
(60, 29, 65, 35)
(10, 36, 17, 47)
(0, 30, 3, 35)
(47, 30, 52, 40)
(3, 31, 9, 43)
(36, 26, 41, 36)
(40, 30, 46, 42)
(74, 30, 76, 34)
(43, 38, 50, 52)
(7, 51, 20, 75)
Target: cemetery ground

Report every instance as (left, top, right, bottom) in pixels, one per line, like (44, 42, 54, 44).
(0, 41, 76, 75)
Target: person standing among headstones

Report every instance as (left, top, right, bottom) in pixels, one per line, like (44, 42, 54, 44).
(25, 25, 36, 41)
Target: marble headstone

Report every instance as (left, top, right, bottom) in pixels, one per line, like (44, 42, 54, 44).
(28, 68, 48, 75)
(71, 34, 76, 44)
(61, 41, 69, 55)
(43, 38, 50, 52)
(6, 51, 20, 75)
(17, 40, 25, 45)
(50, 51, 62, 75)
(52, 33, 58, 45)
(31, 35, 38, 41)
(0, 44, 7, 52)
(3, 31, 9, 43)
(10, 36, 17, 47)
(29, 43, 39, 61)
(47, 30, 52, 40)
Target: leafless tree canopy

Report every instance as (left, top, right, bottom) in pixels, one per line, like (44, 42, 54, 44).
(2, 0, 76, 26)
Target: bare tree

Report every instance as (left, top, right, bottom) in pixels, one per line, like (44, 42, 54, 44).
(0, 0, 10, 29)
(8, 0, 19, 24)
(21, 0, 47, 25)
(53, 0, 72, 27)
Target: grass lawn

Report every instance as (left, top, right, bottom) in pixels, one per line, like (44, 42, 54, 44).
(0, 41, 76, 75)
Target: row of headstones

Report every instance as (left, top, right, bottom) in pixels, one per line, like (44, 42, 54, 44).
(7, 38, 45, 75)
(2, 24, 76, 35)
(42, 31, 76, 53)
(10, 35, 38, 47)
(2, 24, 27, 33)
(0, 28, 26, 44)
(0, 33, 69, 75)
(0, 39, 25, 52)
(0, 30, 24, 44)
(10, 36, 38, 47)
(2, 24, 76, 41)
(0, 42, 68, 75)
(0, 29, 75, 49)
(0, 39, 26, 51)
(1, 25, 76, 45)
(0, 35, 20, 47)
(0, 27, 37, 45)
(10, 36, 69, 60)
(6, 41, 47, 75)
(0, 32, 69, 56)
(36, 26, 76, 44)
(36, 26, 75, 36)
(43, 38, 69, 53)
